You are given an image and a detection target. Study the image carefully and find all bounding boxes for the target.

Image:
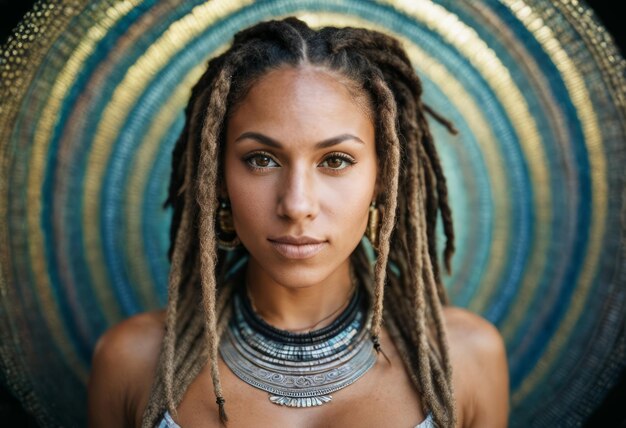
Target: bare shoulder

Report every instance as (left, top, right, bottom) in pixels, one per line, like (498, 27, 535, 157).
(442, 306, 509, 428)
(87, 309, 166, 428)
(443, 306, 505, 356)
(92, 309, 166, 365)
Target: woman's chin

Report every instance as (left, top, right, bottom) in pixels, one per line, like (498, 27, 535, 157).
(266, 270, 335, 290)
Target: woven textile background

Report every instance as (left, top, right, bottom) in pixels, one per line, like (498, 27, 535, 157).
(1, 0, 625, 426)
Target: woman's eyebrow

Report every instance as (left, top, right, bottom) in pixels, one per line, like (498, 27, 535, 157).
(234, 132, 365, 149)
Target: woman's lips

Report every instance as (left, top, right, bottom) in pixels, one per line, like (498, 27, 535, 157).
(268, 238, 327, 259)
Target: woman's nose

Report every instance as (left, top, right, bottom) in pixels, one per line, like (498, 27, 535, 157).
(275, 166, 319, 222)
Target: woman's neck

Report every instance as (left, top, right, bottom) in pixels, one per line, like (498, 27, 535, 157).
(244, 259, 354, 332)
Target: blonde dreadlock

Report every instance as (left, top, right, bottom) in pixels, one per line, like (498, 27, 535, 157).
(142, 16, 457, 428)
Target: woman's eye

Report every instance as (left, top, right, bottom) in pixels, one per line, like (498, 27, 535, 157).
(320, 154, 355, 170)
(245, 153, 278, 169)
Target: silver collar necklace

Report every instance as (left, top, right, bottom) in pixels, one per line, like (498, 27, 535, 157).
(219, 284, 376, 408)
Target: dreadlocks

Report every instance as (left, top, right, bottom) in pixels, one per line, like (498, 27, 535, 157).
(142, 16, 457, 428)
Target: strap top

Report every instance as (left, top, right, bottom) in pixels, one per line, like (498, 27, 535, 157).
(157, 411, 179, 428)
(157, 410, 435, 427)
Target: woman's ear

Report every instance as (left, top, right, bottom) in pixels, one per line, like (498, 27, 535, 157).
(373, 164, 381, 201)
(371, 186, 379, 204)
(217, 176, 228, 200)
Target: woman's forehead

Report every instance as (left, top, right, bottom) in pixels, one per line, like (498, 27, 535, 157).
(226, 66, 375, 146)
(245, 66, 356, 103)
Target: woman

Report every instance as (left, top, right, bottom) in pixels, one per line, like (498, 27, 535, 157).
(87, 17, 508, 428)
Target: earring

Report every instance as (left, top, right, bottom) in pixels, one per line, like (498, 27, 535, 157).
(365, 201, 380, 251)
(216, 199, 241, 250)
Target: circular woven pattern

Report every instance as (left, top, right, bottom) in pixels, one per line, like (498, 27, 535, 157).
(0, 0, 624, 426)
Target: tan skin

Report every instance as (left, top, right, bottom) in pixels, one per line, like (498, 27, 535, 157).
(88, 66, 509, 427)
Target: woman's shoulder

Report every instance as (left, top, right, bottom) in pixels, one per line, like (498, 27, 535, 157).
(441, 306, 509, 427)
(95, 309, 167, 354)
(91, 309, 167, 377)
(87, 309, 166, 427)
(442, 306, 505, 354)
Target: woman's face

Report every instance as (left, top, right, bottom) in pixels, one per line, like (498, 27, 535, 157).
(223, 66, 377, 288)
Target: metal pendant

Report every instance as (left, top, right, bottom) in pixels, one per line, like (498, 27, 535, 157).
(269, 395, 332, 407)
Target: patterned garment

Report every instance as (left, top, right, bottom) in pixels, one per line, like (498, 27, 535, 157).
(157, 410, 434, 427)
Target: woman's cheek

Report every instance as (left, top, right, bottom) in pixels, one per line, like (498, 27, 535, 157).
(320, 177, 372, 236)
(226, 174, 281, 260)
